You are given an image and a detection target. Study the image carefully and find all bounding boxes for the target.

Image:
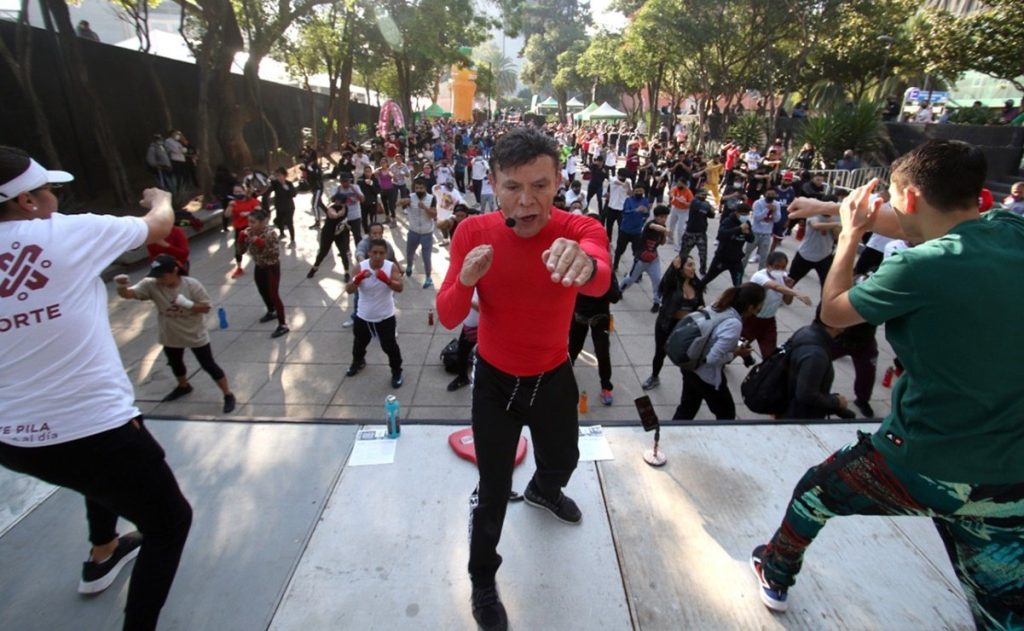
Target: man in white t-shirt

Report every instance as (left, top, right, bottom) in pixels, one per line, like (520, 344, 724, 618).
(742, 251, 812, 359)
(344, 240, 405, 388)
(0, 146, 191, 630)
(470, 155, 489, 204)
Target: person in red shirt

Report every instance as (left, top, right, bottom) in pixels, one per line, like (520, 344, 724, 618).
(437, 128, 611, 631)
(225, 184, 261, 278)
(146, 225, 190, 271)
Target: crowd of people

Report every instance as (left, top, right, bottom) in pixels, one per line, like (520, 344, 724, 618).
(3, 114, 1024, 631)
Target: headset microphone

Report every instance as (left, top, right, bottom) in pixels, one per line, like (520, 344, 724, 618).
(504, 216, 516, 228)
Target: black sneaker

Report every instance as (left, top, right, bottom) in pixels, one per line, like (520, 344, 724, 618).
(854, 400, 875, 418)
(78, 531, 143, 594)
(523, 481, 582, 524)
(162, 384, 193, 402)
(750, 544, 788, 612)
(346, 361, 366, 377)
(471, 584, 509, 631)
(306, 266, 318, 279)
(641, 375, 660, 390)
(271, 325, 289, 338)
(391, 371, 404, 388)
(344, 273, 351, 283)
(447, 375, 470, 391)
(650, 302, 661, 313)
(259, 311, 277, 323)
(222, 393, 236, 414)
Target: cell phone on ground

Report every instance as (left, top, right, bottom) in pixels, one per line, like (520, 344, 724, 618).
(634, 395, 659, 432)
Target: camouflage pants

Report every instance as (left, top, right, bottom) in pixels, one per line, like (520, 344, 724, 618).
(763, 432, 1024, 630)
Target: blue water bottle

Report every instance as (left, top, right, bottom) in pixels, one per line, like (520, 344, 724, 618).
(217, 307, 229, 329)
(384, 395, 401, 438)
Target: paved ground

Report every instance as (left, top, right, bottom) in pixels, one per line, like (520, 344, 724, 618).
(107, 189, 898, 423)
(0, 191, 961, 631)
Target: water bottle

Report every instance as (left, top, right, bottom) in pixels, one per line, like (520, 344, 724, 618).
(384, 395, 401, 438)
(217, 307, 229, 329)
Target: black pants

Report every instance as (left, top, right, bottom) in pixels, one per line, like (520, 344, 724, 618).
(352, 315, 402, 373)
(789, 252, 833, 289)
(313, 221, 351, 270)
(468, 355, 579, 587)
(346, 220, 363, 253)
(381, 188, 397, 219)
(613, 231, 641, 270)
(587, 186, 604, 214)
(163, 344, 225, 381)
(254, 264, 286, 325)
(472, 178, 483, 203)
(274, 210, 295, 242)
(603, 207, 622, 241)
(650, 321, 677, 379)
(0, 420, 192, 631)
(456, 326, 478, 380)
(702, 255, 744, 288)
(854, 247, 883, 276)
(455, 170, 467, 194)
(673, 369, 735, 420)
(568, 315, 613, 390)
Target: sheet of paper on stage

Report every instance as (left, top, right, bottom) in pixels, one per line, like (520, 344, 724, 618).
(578, 425, 614, 462)
(347, 426, 397, 466)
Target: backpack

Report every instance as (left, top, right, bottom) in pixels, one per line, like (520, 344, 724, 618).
(740, 343, 792, 415)
(665, 308, 735, 370)
(440, 338, 459, 374)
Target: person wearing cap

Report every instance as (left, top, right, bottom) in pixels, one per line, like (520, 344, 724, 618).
(115, 256, 236, 412)
(242, 209, 289, 338)
(0, 146, 192, 630)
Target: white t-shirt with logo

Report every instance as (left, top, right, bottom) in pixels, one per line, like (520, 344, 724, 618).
(0, 213, 148, 446)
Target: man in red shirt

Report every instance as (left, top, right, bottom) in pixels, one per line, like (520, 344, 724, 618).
(437, 128, 611, 631)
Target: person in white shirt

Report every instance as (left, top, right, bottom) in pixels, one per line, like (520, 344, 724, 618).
(433, 180, 465, 245)
(470, 155, 489, 204)
(344, 239, 405, 388)
(0, 146, 191, 630)
(744, 146, 762, 171)
(566, 151, 578, 183)
(603, 147, 618, 178)
(915, 103, 934, 123)
(565, 180, 584, 209)
(478, 177, 496, 213)
(743, 252, 812, 359)
(604, 168, 632, 240)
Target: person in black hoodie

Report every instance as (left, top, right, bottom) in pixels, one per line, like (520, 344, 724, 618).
(569, 214, 622, 406)
(701, 202, 754, 288)
(784, 307, 856, 419)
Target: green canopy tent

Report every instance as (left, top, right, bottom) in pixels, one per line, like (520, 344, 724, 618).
(419, 102, 451, 119)
(566, 97, 585, 110)
(537, 96, 559, 111)
(587, 101, 627, 121)
(574, 102, 599, 121)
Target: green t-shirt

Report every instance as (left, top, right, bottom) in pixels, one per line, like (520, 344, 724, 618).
(848, 210, 1024, 484)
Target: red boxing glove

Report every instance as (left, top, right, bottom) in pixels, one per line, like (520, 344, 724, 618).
(253, 237, 266, 248)
(375, 269, 391, 285)
(238, 230, 248, 243)
(353, 269, 372, 285)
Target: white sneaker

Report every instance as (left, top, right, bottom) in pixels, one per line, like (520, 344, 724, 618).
(342, 319, 354, 328)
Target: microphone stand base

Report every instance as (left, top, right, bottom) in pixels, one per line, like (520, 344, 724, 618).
(643, 448, 667, 467)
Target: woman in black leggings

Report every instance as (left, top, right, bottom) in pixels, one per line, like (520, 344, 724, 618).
(642, 255, 704, 391)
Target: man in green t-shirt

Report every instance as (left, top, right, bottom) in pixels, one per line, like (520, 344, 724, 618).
(750, 140, 1024, 628)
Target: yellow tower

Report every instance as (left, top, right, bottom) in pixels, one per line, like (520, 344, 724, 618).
(451, 64, 477, 123)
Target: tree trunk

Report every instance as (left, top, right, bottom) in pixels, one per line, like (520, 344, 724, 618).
(145, 55, 173, 132)
(647, 62, 664, 143)
(0, 1, 61, 168)
(337, 8, 355, 138)
(395, 56, 414, 131)
(41, 0, 133, 208)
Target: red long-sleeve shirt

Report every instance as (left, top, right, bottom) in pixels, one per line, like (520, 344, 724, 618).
(146, 226, 190, 264)
(437, 209, 611, 376)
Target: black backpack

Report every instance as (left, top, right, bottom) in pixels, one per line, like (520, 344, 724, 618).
(740, 343, 792, 415)
(440, 338, 459, 374)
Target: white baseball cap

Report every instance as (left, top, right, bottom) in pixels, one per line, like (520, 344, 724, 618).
(0, 159, 74, 202)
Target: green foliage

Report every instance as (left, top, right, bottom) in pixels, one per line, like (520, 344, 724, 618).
(797, 101, 891, 166)
(948, 106, 997, 126)
(520, 0, 590, 109)
(473, 44, 518, 98)
(727, 115, 766, 151)
(918, 0, 1024, 92)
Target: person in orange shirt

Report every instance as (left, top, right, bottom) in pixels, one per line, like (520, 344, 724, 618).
(668, 180, 694, 245)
